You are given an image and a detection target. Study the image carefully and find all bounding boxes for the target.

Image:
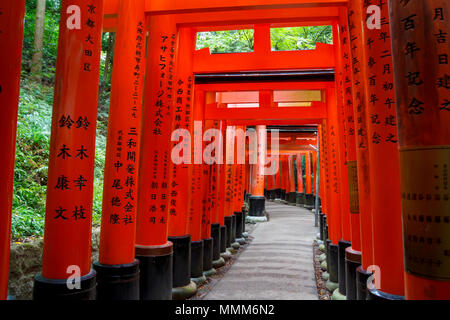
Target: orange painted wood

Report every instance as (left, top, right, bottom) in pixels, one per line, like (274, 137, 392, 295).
(99, 0, 146, 265)
(0, 0, 25, 299)
(389, 0, 450, 299)
(41, 0, 104, 279)
(135, 15, 177, 247)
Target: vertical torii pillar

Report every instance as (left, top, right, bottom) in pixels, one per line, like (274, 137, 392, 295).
(287, 155, 297, 204)
(223, 126, 235, 254)
(266, 170, 276, 201)
(134, 14, 176, 301)
(248, 125, 266, 218)
(197, 94, 216, 278)
(347, 1, 375, 300)
(279, 155, 288, 201)
(336, 7, 362, 300)
(296, 153, 304, 207)
(189, 90, 207, 286)
(0, 0, 25, 301)
(94, 0, 145, 300)
(324, 87, 344, 293)
(233, 126, 246, 245)
(305, 152, 314, 209)
(167, 26, 197, 300)
(275, 155, 282, 200)
(356, 1, 405, 300)
(33, 0, 104, 300)
(389, 0, 450, 300)
(206, 119, 225, 269)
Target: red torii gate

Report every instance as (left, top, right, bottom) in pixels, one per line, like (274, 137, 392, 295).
(0, 0, 448, 301)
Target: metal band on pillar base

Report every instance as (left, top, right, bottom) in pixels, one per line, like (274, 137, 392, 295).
(33, 269, 96, 300)
(202, 238, 216, 277)
(136, 242, 173, 300)
(231, 214, 240, 250)
(337, 240, 352, 297)
(345, 247, 362, 300)
(168, 235, 196, 300)
(367, 288, 405, 301)
(248, 196, 265, 218)
(326, 243, 339, 292)
(211, 224, 224, 268)
(93, 260, 139, 300)
(356, 266, 371, 301)
(190, 240, 206, 286)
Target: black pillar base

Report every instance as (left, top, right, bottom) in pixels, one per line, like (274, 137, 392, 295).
(93, 259, 139, 300)
(248, 196, 265, 216)
(202, 238, 213, 272)
(219, 225, 227, 253)
(269, 189, 276, 200)
(356, 266, 371, 301)
(234, 211, 243, 239)
(168, 235, 191, 288)
(224, 216, 233, 248)
(231, 215, 237, 243)
(319, 213, 325, 241)
(305, 193, 315, 209)
(287, 192, 297, 204)
(338, 240, 352, 296)
(190, 240, 204, 279)
(136, 242, 173, 300)
(274, 188, 282, 199)
(328, 243, 339, 283)
(242, 210, 246, 233)
(367, 288, 405, 300)
(345, 247, 361, 300)
(33, 269, 96, 300)
(280, 189, 286, 200)
(264, 189, 268, 199)
(211, 224, 221, 260)
(301, 193, 307, 206)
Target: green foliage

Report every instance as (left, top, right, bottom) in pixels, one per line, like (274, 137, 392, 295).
(196, 26, 333, 53)
(271, 26, 333, 51)
(22, 0, 61, 83)
(196, 29, 254, 53)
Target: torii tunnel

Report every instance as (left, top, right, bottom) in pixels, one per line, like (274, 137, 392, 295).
(0, 0, 449, 301)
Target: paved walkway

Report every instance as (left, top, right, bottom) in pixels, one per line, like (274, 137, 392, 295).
(204, 201, 318, 300)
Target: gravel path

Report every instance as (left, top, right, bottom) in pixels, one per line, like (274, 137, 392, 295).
(202, 201, 319, 300)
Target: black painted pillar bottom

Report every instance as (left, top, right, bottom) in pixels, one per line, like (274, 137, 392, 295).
(338, 240, 352, 296)
(356, 266, 371, 301)
(93, 259, 139, 300)
(136, 242, 173, 300)
(190, 240, 205, 286)
(224, 216, 233, 248)
(219, 225, 227, 253)
(249, 195, 265, 216)
(211, 224, 221, 261)
(328, 243, 339, 284)
(319, 213, 325, 241)
(33, 269, 97, 300)
(202, 237, 216, 277)
(274, 188, 282, 199)
(287, 192, 297, 204)
(344, 247, 361, 300)
(168, 235, 197, 300)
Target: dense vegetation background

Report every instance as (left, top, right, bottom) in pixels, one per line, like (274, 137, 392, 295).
(13, 0, 332, 239)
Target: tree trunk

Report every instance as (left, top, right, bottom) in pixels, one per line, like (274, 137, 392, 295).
(102, 32, 115, 87)
(31, 0, 46, 82)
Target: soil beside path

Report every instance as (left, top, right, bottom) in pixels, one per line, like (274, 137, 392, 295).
(202, 201, 319, 300)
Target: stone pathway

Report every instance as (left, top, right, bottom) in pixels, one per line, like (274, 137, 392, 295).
(203, 201, 319, 300)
